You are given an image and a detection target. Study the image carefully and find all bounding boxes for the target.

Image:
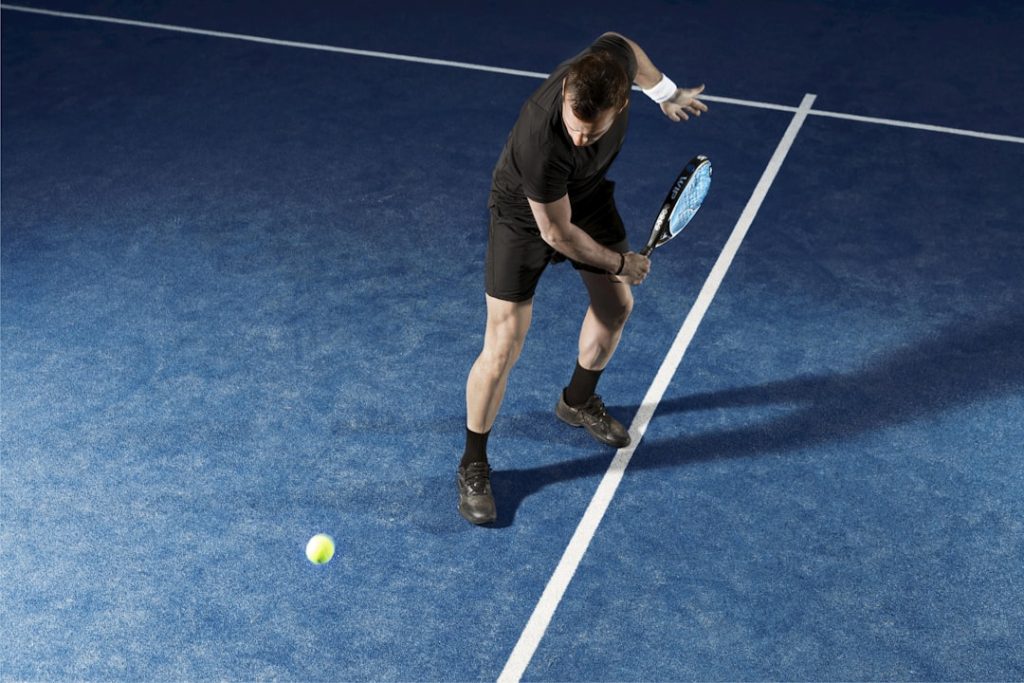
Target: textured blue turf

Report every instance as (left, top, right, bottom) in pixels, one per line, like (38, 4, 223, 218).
(3, 2, 1023, 681)
(21, 0, 1024, 138)
(529, 120, 1024, 681)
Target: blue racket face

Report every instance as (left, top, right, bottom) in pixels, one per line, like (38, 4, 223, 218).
(666, 161, 712, 238)
(642, 155, 713, 256)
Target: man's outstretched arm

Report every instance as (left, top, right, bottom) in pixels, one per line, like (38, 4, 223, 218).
(602, 31, 709, 122)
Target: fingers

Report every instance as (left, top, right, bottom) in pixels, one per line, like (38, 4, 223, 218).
(674, 105, 695, 121)
(631, 254, 651, 284)
(620, 252, 651, 285)
(683, 94, 708, 116)
(662, 88, 709, 122)
(683, 85, 709, 114)
(662, 103, 687, 122)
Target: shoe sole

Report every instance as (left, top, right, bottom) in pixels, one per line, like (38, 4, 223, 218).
(458, 504, 496, 525)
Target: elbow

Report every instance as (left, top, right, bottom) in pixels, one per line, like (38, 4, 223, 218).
(538, 222, 569, 251)
(538, 227, 561, 250)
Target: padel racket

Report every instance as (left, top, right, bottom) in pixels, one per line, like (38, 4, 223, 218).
(640, 155, 712, 256)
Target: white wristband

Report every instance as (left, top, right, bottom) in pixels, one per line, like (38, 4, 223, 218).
(642, 75, 677, 103)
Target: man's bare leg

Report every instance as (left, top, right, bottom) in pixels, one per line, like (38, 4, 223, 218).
(576, 269, 634, 372)
(555, 269, 634, 447)
(466, 294, 534, 433)
(459, 294, 533, 525)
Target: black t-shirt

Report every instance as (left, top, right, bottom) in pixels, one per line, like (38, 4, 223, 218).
(489, 35, 638, 227)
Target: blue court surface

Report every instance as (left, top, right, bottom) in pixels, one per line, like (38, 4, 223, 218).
(3, 1, 1023, 681)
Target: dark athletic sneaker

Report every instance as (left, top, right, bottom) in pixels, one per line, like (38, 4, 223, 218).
(555, 393, 631, 448)
(457, 462, 497, 525)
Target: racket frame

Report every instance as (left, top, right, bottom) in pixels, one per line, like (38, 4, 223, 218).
(640, 154, 711, 256)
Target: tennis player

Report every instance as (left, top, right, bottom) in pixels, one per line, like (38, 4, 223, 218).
(459, 33, 707, 525)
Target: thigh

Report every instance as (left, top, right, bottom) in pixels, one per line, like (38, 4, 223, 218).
(578, 267, 633, 322)
(483, 293, 533, 355)
(485, 211, 553, 303)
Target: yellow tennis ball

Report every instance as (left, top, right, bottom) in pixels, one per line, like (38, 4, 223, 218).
(305, 533, 335, 565)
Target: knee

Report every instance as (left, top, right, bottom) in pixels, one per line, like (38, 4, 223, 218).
(479, 337, 524, 376)
(600, 295, 634, 331)
(619, 295, 634, 325)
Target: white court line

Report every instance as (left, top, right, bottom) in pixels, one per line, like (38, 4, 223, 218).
(810, 108, 1024, 144)
(3, 2, 1023, 144)
(0, 3, 551, 79)
(496, 92, 818, 683)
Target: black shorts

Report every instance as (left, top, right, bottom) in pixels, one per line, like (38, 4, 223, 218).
(485, 185, 630, 302)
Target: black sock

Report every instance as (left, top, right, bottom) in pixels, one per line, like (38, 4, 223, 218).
(564, 360, 603, 407)
(460, 428, 490, 469)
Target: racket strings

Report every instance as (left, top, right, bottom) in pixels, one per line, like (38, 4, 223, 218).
(668, 168, 711, 237)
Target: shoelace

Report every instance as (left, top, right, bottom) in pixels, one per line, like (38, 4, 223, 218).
(462, 462, 491, 494)
(583, 395, 609, 418)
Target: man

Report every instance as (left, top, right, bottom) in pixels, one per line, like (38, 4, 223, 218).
(459, 33, 707, 525)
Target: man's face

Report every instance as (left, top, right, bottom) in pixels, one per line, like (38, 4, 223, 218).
(561, 84, 624, 147)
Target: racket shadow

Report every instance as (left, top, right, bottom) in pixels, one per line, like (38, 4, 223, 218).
(489, 311, 1024, 525)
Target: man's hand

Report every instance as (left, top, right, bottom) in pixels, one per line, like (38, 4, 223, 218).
(660, 84, 708, 122)
(614, 252, 651, 285)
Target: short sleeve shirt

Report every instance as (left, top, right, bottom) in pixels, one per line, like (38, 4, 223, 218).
(489, 35, 638, 227)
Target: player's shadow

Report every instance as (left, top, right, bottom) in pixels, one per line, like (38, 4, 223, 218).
(487, 311, 1024, 527)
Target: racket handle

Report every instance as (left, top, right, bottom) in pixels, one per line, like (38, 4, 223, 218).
(639, 244, 654, 258)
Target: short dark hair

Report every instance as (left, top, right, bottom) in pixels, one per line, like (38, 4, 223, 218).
(564, 51, 630, 122)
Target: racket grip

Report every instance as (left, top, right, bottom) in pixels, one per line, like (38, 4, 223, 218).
(639, 245, 654, 258)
